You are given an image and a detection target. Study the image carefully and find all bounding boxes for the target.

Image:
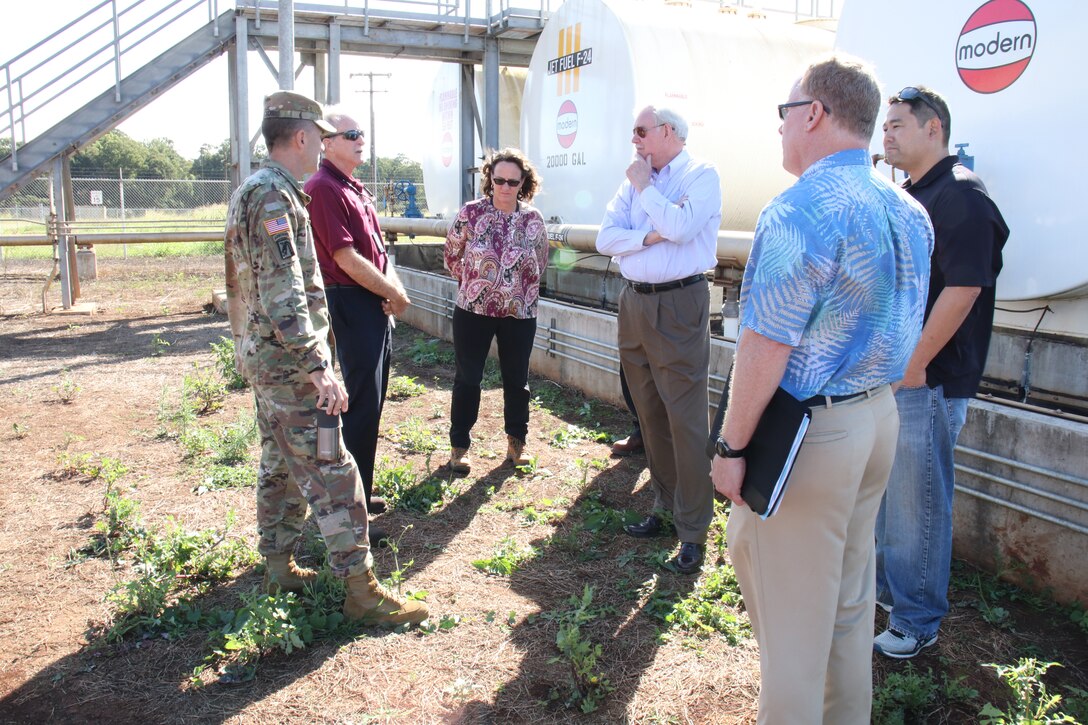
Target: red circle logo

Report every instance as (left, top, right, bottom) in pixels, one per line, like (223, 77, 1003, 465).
(440, 131, 453, 168)
(556, 100, 578, 149)
(956, 0, 1036, 94)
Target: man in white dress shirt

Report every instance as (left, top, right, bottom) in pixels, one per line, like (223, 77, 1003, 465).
(597, 105, 722, 574)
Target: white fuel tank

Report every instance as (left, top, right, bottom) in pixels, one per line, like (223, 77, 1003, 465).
(836, 0, 1088, 301)
(421, 64, 525, 219)
(520, 0, 834, 230)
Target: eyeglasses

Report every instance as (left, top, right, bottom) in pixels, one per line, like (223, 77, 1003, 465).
(323, 129, 363, 141)
(632, 123, 666, 139)
(777, 99, 832, 121)
(894, 87, 944, 123)
(492, 176, 522, 187)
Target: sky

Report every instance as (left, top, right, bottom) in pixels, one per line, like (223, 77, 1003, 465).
(6, 1, 443, 162)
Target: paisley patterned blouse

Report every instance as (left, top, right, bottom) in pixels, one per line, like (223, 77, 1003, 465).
(444, 197, 549, 319)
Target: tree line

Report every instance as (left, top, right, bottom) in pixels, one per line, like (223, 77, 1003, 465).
(2, 131, 426, 210)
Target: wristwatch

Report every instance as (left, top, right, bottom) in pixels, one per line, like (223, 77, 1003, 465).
(309, 359, 329, 373)
(715, 436, 747, 459)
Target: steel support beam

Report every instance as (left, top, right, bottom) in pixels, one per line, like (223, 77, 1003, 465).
(229, 16, 251, 188)
(327, 21, 341, 105)
(482, 37, 500, 151)
(460, 65, 478, 207)
(277, 0, 295, 89)
(52, 157, 72, 309)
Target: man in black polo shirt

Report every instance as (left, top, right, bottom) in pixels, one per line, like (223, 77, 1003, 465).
(875, 86, 1008, 659)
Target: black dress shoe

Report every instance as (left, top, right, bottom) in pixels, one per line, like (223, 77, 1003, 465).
(368, 496, 388, 515)
(671, 542, 704, 574)
(624, 514, 663, 538)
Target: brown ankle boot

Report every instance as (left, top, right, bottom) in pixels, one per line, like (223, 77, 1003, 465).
(262, 553, 317, 595)
(449, 447, 471, 474)
(506, 435, 531, 467)
(342, 570, 429, 626)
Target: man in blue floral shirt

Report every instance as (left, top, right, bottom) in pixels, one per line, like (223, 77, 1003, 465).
(711, 55, 933, 723)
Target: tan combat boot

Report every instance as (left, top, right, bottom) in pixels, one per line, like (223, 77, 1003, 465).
(262, 552, 318, 595)
(342, 570, 430, 626)
(506, 435, 531, 467)
(448, 447, 471, 474)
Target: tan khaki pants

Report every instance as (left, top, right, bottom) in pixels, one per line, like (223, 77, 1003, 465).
(727, 385, 898, 724)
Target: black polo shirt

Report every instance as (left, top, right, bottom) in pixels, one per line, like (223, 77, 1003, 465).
(904, 155, 1008, 398)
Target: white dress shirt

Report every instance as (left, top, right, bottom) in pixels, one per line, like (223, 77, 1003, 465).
(596, 149, 722, 284)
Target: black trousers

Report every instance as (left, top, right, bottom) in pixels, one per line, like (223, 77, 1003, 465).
(326, 285, 391, 507)
(450, 305, 536, 449)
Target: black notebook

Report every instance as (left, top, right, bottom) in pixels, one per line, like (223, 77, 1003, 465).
(708, 386, 811, 519)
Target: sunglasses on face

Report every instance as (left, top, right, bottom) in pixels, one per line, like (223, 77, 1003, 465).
(777, 99, 832, 121)
(632, 122, 666, 139)
(323, 129, 364, 141)
(492, 176, 522, 187)
(894, 87, 944, 122)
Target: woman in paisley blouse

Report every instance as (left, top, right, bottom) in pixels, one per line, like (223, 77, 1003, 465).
(443, 148, 549, 474)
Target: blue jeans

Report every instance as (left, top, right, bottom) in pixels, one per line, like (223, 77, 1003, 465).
(875, 384, 968, 640)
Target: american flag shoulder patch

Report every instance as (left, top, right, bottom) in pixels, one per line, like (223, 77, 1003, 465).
(263, 215, 290, 236)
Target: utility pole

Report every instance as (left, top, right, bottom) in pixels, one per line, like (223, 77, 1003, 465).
(350, 71, 391, 192)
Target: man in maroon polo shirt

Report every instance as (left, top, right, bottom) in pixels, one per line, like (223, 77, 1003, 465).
(305, 111, 410, 540)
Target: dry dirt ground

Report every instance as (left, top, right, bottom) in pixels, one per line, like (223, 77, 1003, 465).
(0, 255, 1085, 724)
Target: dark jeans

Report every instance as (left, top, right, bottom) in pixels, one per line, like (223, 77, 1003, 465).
(450, 305, 536, 449)
(326, 285, 391, 507)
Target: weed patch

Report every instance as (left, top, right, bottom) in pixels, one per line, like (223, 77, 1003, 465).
(389, 417, 440, 455)
(642, 564, 750, 644)
(388, 375, 426, 400)
(472, 537, 540, 576)
(542, 585, 615, 713)
(210, 336, 248, 390)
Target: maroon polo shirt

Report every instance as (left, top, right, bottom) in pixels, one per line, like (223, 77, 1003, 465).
(304, 158, 387, 287)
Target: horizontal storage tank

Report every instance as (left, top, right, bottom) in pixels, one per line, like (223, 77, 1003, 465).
(836, 0, 1088, 302)
(521, 0, 834, 230)
(422, 64, 525, 219)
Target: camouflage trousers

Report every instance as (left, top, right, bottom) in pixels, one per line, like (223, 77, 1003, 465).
(253, 383, 372, 578)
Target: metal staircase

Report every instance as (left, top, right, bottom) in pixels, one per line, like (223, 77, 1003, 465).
(1, 1, 234, 200)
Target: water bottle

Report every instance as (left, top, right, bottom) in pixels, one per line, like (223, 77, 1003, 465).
(316, 409, 341, 461)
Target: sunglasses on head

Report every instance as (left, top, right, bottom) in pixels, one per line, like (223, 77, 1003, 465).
(632, 122, 666, 139)
(323, 129, 363, 141)
(492, 176, 522, 187)
(894, 87, 943, 122)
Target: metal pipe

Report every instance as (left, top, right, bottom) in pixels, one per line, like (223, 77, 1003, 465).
(380, 216, 755, 265)
(0, 232, 220, 247)
(958, 445, 1088, 492)
(955, 462, 1088, 516)
(955, 483, 1088, 537)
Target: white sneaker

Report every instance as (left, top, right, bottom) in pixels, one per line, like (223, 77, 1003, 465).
(873, 627, 937, 659)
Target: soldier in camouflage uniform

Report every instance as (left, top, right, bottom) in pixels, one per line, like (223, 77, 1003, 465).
(224, 90, 427, 626)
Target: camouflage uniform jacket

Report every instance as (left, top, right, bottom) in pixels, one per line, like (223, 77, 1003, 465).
(225, 160, 332, 386)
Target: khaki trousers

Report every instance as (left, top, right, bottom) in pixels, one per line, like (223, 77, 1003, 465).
(618, 280, 713, 544)
(727, 385, 898, 724)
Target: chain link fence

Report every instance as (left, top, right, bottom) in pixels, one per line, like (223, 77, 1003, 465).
(0, 169, 429, 227)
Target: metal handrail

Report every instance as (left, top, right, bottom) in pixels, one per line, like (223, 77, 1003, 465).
(1, 0, 223, 171)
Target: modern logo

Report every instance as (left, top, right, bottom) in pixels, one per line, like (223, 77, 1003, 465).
(549, 23, 592, 96)
(556, 100, 578, 149)
(956, 0, 1036, 94)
